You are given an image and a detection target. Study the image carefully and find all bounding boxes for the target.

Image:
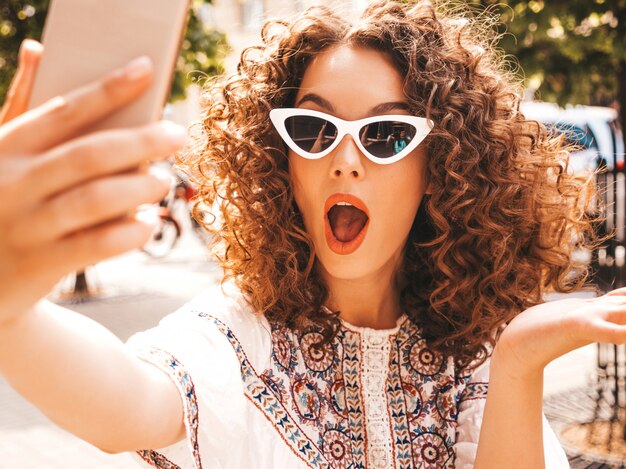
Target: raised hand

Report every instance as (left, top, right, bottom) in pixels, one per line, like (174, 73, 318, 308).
(471, 288, 626, 468)
(495, 288, 626, 378)
(0, 40, 187, 325)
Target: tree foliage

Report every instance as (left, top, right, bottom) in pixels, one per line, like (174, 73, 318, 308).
(471, 0, 625, 108)
(0, 0, 228, 104)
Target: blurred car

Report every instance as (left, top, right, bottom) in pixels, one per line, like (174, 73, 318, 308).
(520, 101, 624, 173)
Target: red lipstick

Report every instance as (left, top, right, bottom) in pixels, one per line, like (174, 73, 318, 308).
(324, 193, 370, 255)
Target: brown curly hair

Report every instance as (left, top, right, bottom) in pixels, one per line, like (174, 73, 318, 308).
(178, 0, 602, 370)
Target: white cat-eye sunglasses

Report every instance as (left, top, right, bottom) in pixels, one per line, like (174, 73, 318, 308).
(270, 108, 434, 165)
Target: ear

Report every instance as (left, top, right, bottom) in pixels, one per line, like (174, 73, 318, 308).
(424, 180, 434, 196)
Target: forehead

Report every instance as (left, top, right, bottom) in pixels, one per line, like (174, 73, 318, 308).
(295, 45, 407, 119)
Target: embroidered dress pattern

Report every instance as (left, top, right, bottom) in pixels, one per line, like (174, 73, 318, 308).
(199, 313, 330, 469)
(138, 450, 181, 469)
(460, 382, 489, 402)
(134, 349, 203, 469)
(197, 312, 488, 468)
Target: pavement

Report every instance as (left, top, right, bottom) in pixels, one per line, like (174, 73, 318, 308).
(0, 214, 601, 468)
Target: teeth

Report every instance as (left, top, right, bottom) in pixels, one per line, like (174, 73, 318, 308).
(336, 202, 353, 206)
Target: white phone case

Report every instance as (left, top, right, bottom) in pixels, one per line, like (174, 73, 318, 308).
(28, 0, 190, 131)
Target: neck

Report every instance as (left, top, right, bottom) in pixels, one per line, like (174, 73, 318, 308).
(320, 253, 405, 330)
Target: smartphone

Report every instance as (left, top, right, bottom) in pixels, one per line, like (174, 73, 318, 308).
(27, 0, 190, 131)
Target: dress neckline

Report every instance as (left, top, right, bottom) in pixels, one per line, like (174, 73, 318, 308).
(339, 313, 408, 335)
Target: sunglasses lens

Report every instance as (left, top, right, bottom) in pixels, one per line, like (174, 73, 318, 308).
(359, 121, 418, 159)
(285, 115, 338, 154)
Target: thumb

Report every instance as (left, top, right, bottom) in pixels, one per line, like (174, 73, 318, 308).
(0, 39, 44, 125)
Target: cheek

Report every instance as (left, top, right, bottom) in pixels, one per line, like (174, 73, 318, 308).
(377, 158, 427, 236)
(289, 154, 319, 223)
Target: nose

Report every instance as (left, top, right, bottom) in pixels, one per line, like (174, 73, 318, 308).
(329, 134, 365, 180)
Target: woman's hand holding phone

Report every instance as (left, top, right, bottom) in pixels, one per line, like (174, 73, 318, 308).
(0, 40, 187, 326)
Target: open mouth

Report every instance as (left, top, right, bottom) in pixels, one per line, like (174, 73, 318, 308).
(324, 194, 370, 255)
(328, 203, 368, 242)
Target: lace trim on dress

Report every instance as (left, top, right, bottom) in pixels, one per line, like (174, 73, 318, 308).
(340, 315, 407, 469)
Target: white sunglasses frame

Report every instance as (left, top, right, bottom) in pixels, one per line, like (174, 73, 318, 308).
(269, 108, 434, 165)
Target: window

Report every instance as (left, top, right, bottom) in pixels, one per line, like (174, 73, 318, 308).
(549, 123, 598, 151)
(241, 0, 264, 31)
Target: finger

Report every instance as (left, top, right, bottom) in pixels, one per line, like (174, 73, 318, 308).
(597, 303, 626, 325)
(56, 216, 158, 271)
(15, 216, 157, 303)
(0, 56, 153, 155)
(7, 172, 170, 248)
(0, 40, 44, 125)
(595, 295, 626, 304)
(22, 121, 185, 207)
(0, 121, 183, 220)
(590, 318, 626, 345)
(596, 295, 626, 308)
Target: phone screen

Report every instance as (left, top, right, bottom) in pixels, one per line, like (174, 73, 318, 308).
(28, 0, 190, 131)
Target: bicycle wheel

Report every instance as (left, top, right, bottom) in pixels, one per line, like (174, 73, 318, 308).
(142, 216, 181, 258)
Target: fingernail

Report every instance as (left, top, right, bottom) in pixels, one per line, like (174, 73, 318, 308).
(135, 206, 160, 236)
(124, 56, 152, 81)
(159, 121, 187, 146)
(18, 39, 43, 65)
(148, 166, 173, 191)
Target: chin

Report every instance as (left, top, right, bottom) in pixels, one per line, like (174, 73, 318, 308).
(316, 244, 391, 282)
(320, 260, 369, 280)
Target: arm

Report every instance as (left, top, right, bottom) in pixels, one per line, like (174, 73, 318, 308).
(473, 347, 545, 468)
(456, 353, 568, 469)
(473, 291, 626, 468)
(0, 299, 185, 453)
(360, 124, 370, 146)
(0, 41, 187, 454)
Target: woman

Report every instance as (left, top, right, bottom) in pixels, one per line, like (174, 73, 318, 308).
(0, 2, 621, 468)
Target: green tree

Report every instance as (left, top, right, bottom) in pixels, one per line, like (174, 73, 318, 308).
(471, 0, 625, 152)
(0, 0, 228, 104)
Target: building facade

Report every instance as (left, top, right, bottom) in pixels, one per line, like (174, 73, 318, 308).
(206, 0, 368, 72)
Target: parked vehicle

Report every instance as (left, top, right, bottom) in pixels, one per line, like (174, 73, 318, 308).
(561, 105, 624, 171)
(519, 102, 623, 173)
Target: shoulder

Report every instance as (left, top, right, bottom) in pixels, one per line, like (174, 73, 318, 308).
(156, 280, 268, 336)
(185, 281, 273, 368)
(186, 281, 268, 332)
(127, 280, 272, 371)
(127, 282, 268, 467)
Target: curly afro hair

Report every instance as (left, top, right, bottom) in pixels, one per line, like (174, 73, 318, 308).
(178, 0, 602, 370)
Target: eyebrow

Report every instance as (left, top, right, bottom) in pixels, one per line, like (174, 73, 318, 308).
(296, 93, 411, 115)
(370, 101, 411, 114)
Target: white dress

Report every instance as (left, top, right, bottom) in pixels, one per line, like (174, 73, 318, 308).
(124, 282, 570, 469)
